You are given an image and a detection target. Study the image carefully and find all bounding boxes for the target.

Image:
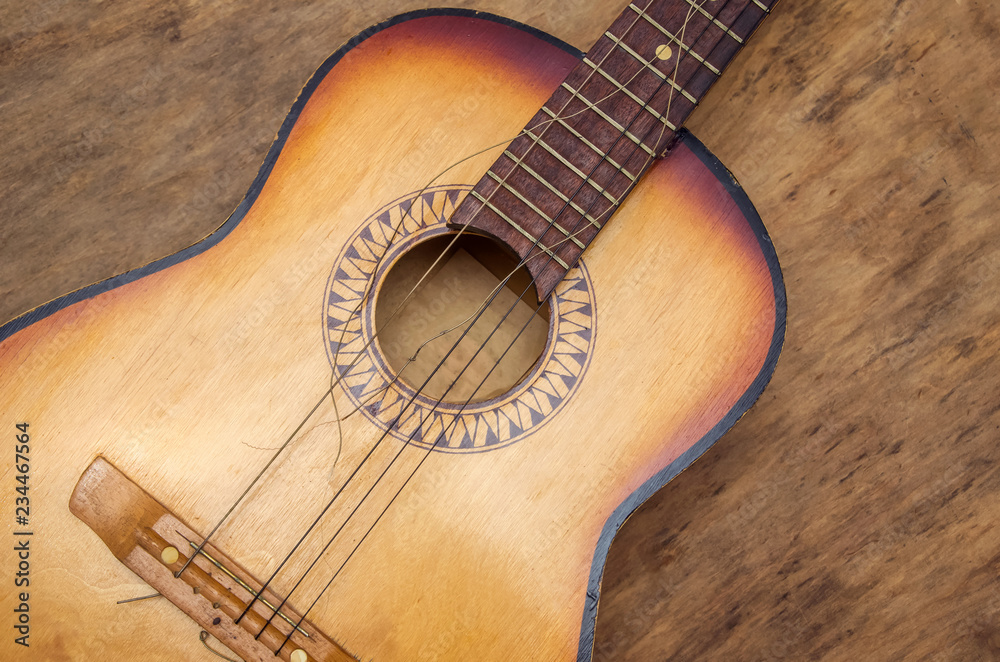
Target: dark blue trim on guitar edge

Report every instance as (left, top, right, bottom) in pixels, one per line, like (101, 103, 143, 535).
(574, 130, 787, 662)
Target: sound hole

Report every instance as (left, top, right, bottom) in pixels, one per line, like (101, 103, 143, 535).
(374, 234, 550, 403)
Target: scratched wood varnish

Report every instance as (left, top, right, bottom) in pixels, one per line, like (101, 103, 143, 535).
(1, 1, 998, 661)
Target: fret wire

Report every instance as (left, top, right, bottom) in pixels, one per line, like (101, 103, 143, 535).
(625, 1, 748, 70)
(553, 0, 762, 257)
(485, 171, 587, 250)
(501, 153, 606, 230)
(682, 0, 744, 43)
(462, 0, 759, 278)
(470, 191, 570, 269)
(444, 4, 654, 281)
(626, 4, 729, 74)
(683, 0, 763, 104)
(555, 0, 741, 256)
(519, 129, 621, 203)
(610, 18, 720, 76)
(508, 0, 709, 260)
(558, 82, 657, 157)
(515, 0, 714, 274)
(539, 106, 638, 181)
(583, 54, 692, 116)
(635, 0, 757, 156)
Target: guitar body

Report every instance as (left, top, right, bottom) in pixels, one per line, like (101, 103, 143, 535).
(0, 11, 783, 662)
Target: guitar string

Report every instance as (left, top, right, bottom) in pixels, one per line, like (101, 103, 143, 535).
(266, 5, 752, 654)
(199, 631, 240, 662)
(259, 1, 768, 644)
(316, 0, 669, 426)
(329, 1, 701, 421)
(237, 0, 680, 628)
(206, 0, 736, 596)
(261, 0, 745, 645)
(256, 0, 737, 642)
(250, 208, 627, 636)
(197, 0, 756, 648)
(322, 0, 732, 493)
(175, 1, 662, 580)
(315, 38, 672, 451)
(264, 0, 748, 648)
(112, 0, 762, 650)
(220, 0, 669, 619)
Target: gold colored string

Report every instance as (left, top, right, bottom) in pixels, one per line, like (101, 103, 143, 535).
(174, 1, 764, 654)
(193, 0, 661, 605)
(179, 0, 674, 581)
(264, 0, 754, 649)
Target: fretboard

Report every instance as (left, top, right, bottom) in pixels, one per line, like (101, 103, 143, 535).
(449, 0, 777, 299)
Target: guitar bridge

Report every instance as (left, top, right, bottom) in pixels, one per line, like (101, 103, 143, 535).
(70, 457, 357, 662)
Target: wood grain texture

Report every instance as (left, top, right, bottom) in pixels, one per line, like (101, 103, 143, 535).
(1, 1, 998, 661)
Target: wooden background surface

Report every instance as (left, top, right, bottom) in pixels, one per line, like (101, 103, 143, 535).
(2, 0, 997, 659)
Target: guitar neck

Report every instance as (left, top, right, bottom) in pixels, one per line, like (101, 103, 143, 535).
(450, 0, 777, 299)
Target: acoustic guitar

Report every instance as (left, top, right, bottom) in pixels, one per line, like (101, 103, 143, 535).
(0, 1, 785, 660)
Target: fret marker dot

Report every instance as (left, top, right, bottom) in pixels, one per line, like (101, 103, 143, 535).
(655, 45, 673, 60)
(290, 650, 309, 662)
(161, 546, 179, 564)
